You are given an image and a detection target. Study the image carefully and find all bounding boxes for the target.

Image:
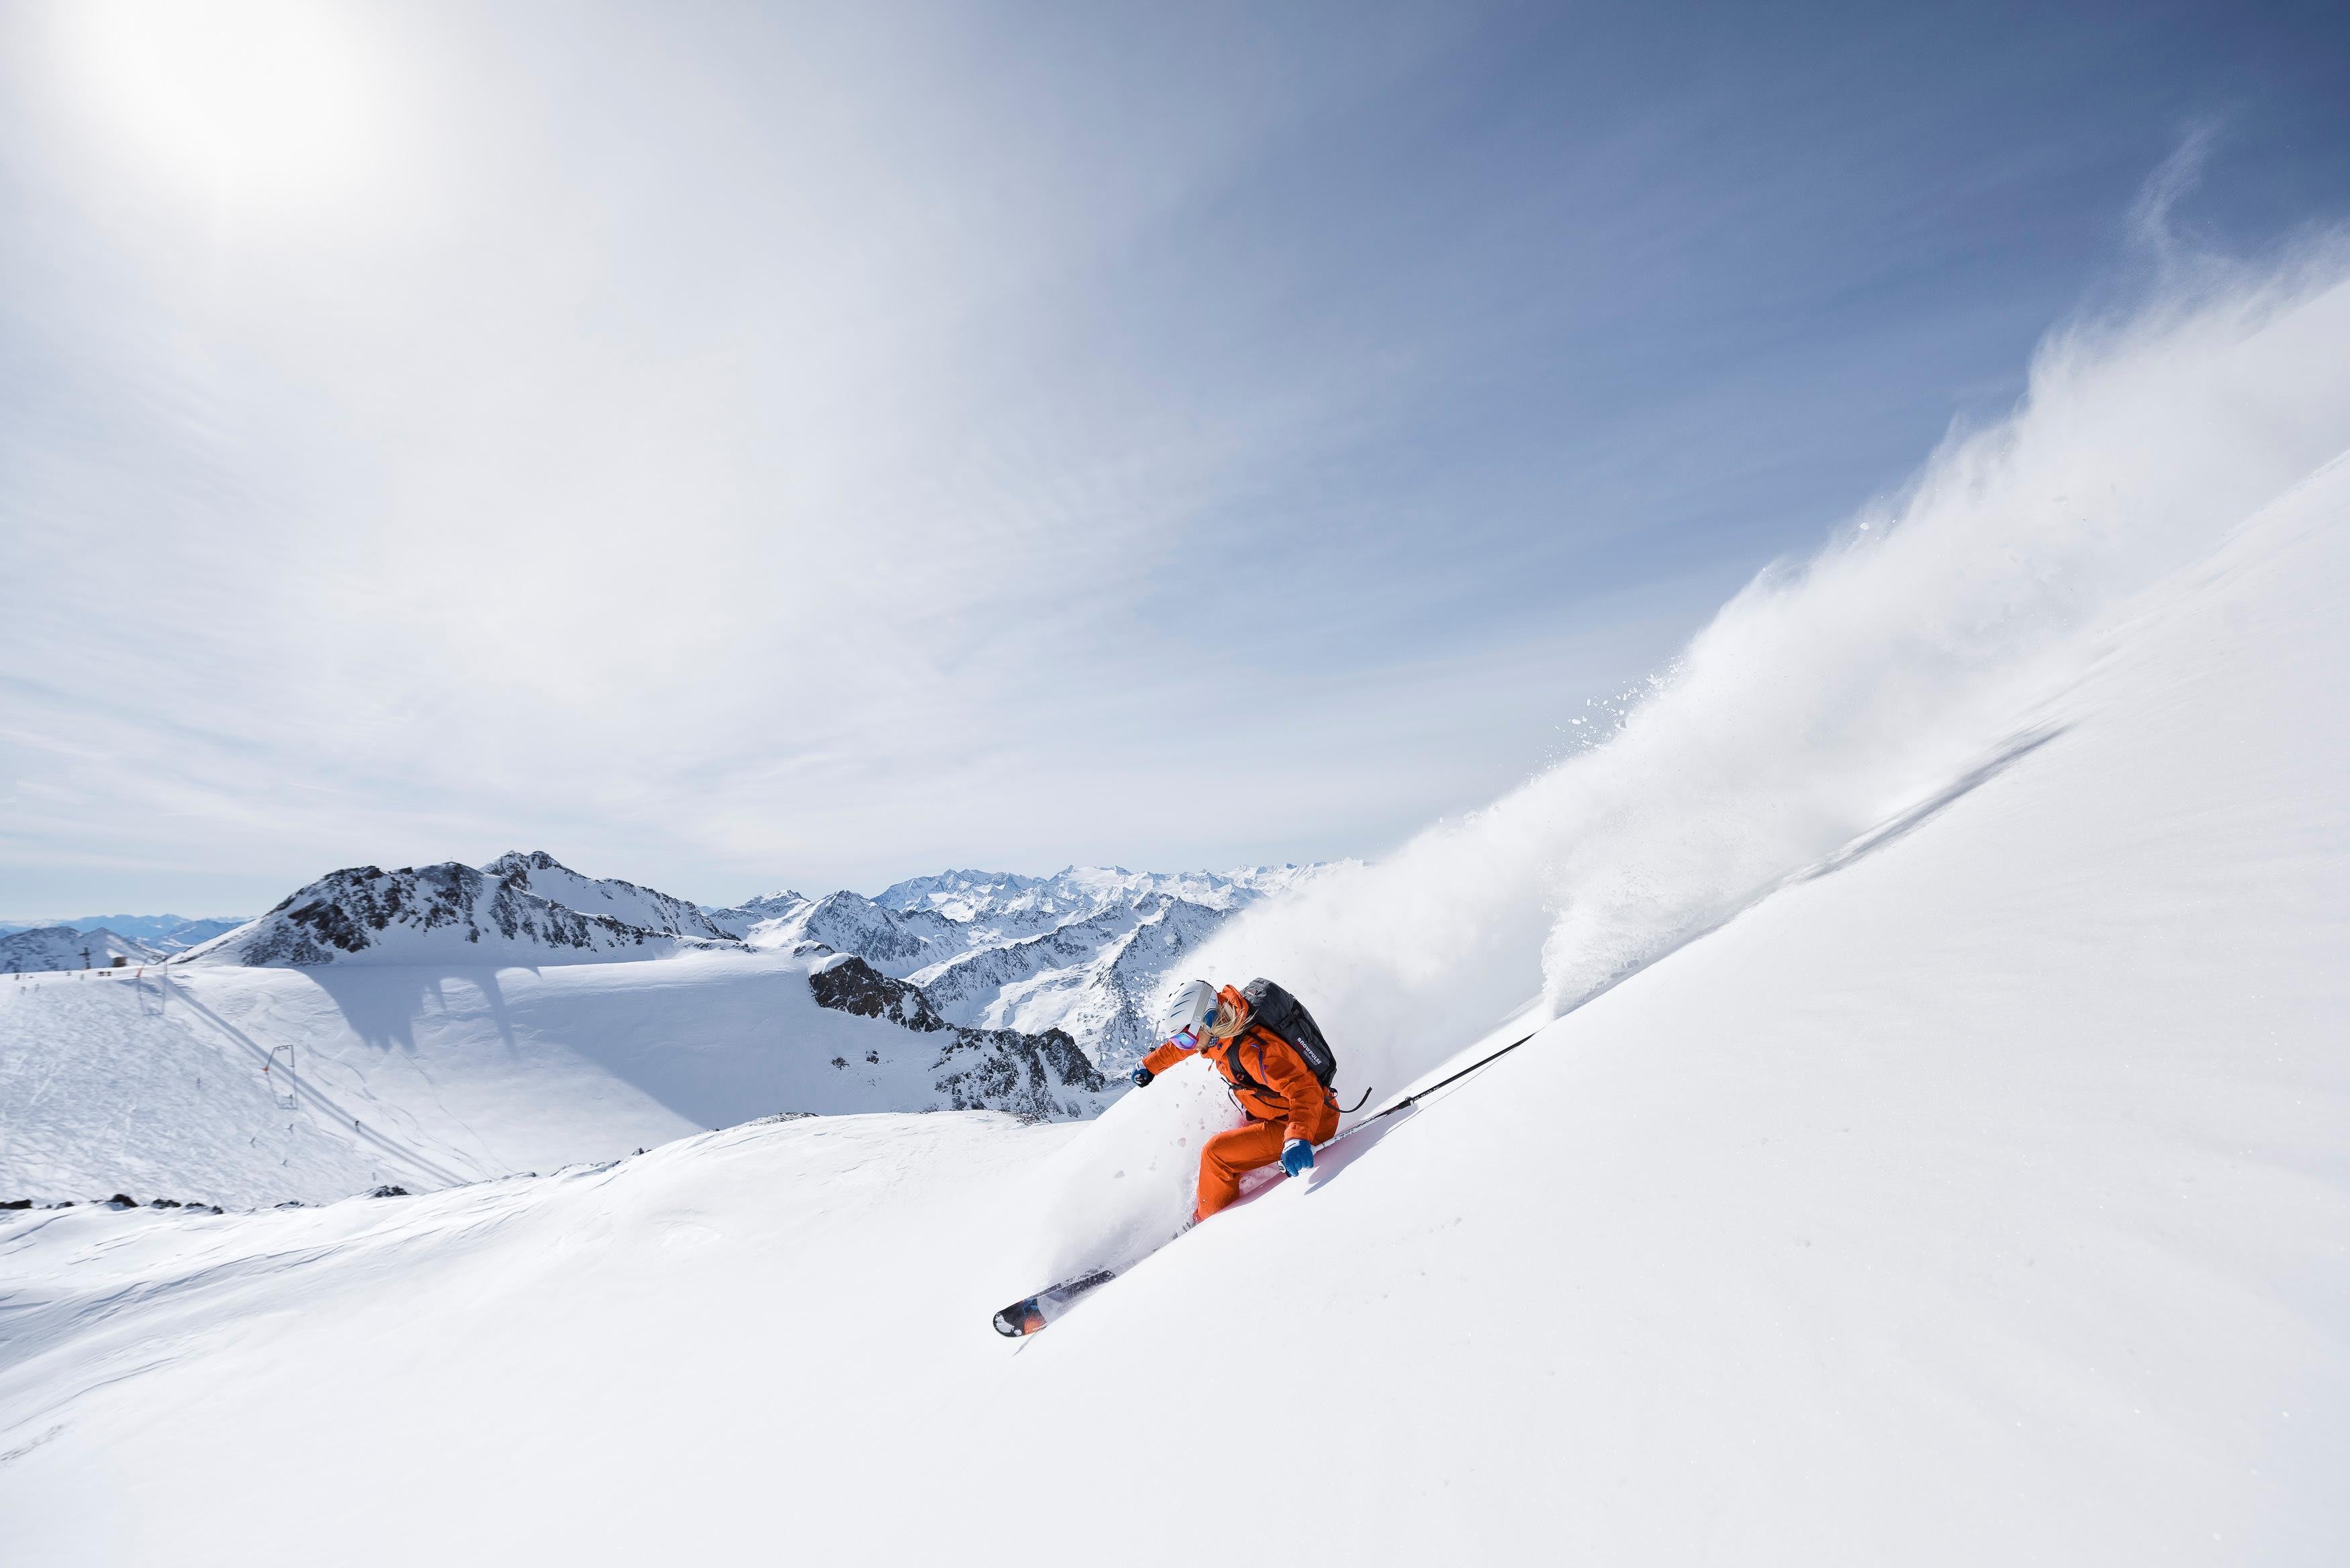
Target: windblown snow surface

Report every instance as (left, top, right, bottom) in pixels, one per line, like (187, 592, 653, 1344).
(5, 260, 2349, 1565)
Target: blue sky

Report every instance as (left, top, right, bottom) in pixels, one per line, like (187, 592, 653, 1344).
(3, 0, 2347, 918)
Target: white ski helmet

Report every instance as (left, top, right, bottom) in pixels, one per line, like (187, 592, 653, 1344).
(1156, 978, 1219, 1045)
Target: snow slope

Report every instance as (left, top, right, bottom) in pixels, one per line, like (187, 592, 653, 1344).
(2, 268, 2345, 1563)
(1, 850, 1204, 1208)
(0, 926, 160, 973)
(0, 947, 1110, 1209)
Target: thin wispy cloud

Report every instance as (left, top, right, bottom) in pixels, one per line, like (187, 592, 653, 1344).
(3, 0, 2346, 916)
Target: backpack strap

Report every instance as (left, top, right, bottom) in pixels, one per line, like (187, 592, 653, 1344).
(1219, 1031, 1279, 1104)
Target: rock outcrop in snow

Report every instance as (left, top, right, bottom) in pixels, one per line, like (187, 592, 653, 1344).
(806, 953, 951, 1032)
(805, 954, 1109, 1120)
(928, 1024, 1107, 1119)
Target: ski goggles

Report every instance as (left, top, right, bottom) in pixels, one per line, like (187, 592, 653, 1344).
(1160, 1026, 1203, 1051)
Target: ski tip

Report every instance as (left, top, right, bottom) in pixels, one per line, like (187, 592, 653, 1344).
(992, 1299, 1046, 1338)
(992, 1267, 1119, 1338)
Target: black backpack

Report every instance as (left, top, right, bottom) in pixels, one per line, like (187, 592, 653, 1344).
(1235, 977, 1338, 1088)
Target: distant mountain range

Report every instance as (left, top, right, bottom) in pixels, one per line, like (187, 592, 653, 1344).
(0, 914, 243, 954)
(702, 862, 1329, 1065)
(0, 925, 172, 973)
(0, 851, 1331, 1201)
(35, 852, 1332, 1070)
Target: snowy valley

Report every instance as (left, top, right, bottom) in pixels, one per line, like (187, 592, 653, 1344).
(1, 852, 1321, 1206)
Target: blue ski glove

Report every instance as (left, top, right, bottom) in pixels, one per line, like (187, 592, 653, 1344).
(1129, 1065, 1154, 1088)
(1280, 1138, 1315, 1178)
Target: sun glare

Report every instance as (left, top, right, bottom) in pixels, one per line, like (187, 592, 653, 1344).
(62, 0, 376, 200)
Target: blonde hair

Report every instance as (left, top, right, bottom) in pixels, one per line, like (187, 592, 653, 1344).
(1203, 993, 1248, 1039)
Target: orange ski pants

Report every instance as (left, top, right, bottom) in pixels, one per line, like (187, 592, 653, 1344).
(1198, 1118, 1299, 1220)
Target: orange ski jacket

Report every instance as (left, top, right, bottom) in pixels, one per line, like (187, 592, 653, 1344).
(1141, 985, 1339, 1145)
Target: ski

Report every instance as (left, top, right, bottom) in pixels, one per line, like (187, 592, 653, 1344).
(991, 1268, 1116, 1337)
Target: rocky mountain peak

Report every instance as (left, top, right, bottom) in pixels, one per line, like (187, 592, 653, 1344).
(178, 859, 741, 967)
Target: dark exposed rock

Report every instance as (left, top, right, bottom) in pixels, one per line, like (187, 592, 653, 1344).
(368, 1185, 411, 1198)
(804, 957, 1108, 1120)
(104, 1193, 138, 1208)
(931, 1026, 1107, 1119)
(807, 956, 947, 1032)
(0, 1198, 30, 1210)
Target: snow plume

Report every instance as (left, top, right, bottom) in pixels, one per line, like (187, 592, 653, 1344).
(1190, 242, 2350, 1110)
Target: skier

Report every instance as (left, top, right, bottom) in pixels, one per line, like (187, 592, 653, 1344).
(993, 976, 1349, 1336)
(1129, 979, 1340, 1221)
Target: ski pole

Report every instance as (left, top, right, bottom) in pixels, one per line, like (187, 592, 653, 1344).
(1333, 1028, 1543, 1143)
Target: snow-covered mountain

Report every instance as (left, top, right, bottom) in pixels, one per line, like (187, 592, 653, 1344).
(0, 915, 245, 952)
(0, 850, 1278, 1202)
(0, 926, 162, 973)
(181, 857, 743, 967)
(704, 889, 963, 970)
(0, 854, 1295, 1205)
(876, 863, 1323, 933)
(23, 865, 1322, 1063)
(805, 954, 1107, 1118)
(908, 894, 1238, 1062)
(138, 917, 244, 953)
(483, 850, 736, 941)
(710, 864, 1335, 1065)
(0, 854, 1121, 1206)
(696, 889, 816, 947)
